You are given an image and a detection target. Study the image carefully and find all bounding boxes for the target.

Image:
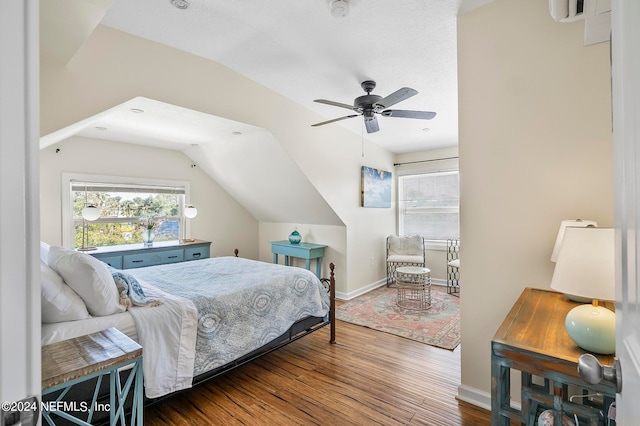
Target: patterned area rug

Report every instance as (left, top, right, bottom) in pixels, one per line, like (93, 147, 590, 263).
(336, 285, 460, 350)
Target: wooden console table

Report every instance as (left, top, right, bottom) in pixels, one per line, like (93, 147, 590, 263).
(492, 287, 616, 426)
(42, 328, 143, 425)
(270, 241, 327, 278)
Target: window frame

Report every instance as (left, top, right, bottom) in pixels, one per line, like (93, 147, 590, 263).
(395, 160, 459, 251)
(62, 173, 192, 249)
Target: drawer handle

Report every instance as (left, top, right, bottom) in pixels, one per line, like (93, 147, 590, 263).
(192, 253, 201, 258)
(132, 260, 144, 263)
(168, 255, 178, 259)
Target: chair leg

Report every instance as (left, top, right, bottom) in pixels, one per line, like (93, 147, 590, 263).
(387, 264, 394, 287)
(447, 266, 460, 296)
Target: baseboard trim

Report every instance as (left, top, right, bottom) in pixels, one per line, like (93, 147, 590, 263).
(431, 277, 446, 286)
(335, 279, 386, 300)
(456, 385, 521, 412)
(456, 385, 491, 411)
(336, 278, 448, 300)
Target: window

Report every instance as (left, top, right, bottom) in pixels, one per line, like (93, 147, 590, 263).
(398, 171, 459, 241)
(62, 174, 191, 249)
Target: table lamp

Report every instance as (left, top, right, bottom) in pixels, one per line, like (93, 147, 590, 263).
(550, 227, 615, 354)
(182, 204, 198, 242)
(551, 219, 598, 302)
(550, 219, 598, 262)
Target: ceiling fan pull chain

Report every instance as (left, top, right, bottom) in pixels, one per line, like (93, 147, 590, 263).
(361, 120, 365, 157)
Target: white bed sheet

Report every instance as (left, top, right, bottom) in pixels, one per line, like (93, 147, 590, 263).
(41, 290, 197, 399)
(41, 311, 138, 346)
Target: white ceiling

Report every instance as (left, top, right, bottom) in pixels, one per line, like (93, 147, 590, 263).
(87, 0, 489, 154)
(39, 0, 492, 225)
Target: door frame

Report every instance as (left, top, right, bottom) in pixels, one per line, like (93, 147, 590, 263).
(612, 0, 640, 423)
(0, 0, 41, 416)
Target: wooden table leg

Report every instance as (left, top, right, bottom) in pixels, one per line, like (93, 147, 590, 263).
(491, 351, 511, 426)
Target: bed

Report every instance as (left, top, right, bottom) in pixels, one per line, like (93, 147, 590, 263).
(40, 243, 335, 422)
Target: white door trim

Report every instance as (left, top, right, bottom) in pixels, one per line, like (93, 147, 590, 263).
(612, 0, 640, 423)
(0, 0, 41, 418)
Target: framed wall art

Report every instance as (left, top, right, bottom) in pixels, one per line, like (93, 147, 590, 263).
(361, 166, 392, 208)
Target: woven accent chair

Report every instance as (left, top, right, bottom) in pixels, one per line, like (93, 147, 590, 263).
(386, 235, 425, 287)
(446, 239, 460, 295)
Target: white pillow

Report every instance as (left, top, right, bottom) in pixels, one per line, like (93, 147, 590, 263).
(40, 241, 51, 264)
(41, 262, 91, 323)
(48, 246, 125, 316)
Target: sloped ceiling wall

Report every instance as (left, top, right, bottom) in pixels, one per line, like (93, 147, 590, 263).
(40, 1, 342, 227)
(40, 95, 343, 226)
(39, 1, 396, 293)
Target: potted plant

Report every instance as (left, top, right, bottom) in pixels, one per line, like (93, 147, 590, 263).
(140, 214, 160, 247)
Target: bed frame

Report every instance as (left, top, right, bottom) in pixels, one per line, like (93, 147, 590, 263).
(43, 260, 336, 425)
(191, 261, 336, 387)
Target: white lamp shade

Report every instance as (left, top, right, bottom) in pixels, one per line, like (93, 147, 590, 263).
(184, 205, 198, 219)
(551, 219, 598, 262)
(550, 227, 615, 301)
(81, 205, 101, 221)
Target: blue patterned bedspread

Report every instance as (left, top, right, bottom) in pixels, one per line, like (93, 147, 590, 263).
(128, 256, 330, 376)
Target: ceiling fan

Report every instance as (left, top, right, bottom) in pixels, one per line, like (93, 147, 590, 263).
(311, 80, 436, 133)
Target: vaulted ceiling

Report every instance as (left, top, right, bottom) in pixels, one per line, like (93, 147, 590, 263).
(39, 0, 490, 225)
(42, 0, 492, 154)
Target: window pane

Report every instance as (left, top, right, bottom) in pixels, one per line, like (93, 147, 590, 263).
(401, 211, 459, 240)
(74, 219, 181, 248)
(398, 171, 459, 240)
(73, 188, 182, 248)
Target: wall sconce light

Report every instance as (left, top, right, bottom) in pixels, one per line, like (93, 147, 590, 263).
(77, 205, 101, 251)
(182, 204, 198, 243)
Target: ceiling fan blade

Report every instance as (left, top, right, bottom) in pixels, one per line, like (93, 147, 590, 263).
(381, 109, 436, 119)
(373, 87, 418, 109)
(364, 116, 380, 133)
(311, 114, 359, 127)
(314, 99, 357, 111)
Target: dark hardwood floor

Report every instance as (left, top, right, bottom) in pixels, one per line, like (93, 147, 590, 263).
(144, 317, 491, 425)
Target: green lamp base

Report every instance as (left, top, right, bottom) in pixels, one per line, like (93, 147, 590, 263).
(565, 304, 615, 355)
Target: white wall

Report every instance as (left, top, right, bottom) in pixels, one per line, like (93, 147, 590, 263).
(40, 136, 259, 259)
(457, 0, 612, 403)
(258, 222, 347, 294)
(40, 24, 396, 295)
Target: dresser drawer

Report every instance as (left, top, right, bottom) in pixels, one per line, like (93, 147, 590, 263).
(93, 255, 123, 269)
(90, 240, 211, 269)
(123, 249, 184, 269)
(185, 245, 210, 261)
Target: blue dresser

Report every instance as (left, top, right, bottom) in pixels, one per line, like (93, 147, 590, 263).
(270, 240, 327, 278)
(90, 239, 211, 269)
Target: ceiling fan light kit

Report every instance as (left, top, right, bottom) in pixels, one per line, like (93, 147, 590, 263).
(312, 80, 436, 133)
(330, 0, 350, 18)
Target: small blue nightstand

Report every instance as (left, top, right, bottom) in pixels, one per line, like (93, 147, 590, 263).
(270, 241, 327, 278)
